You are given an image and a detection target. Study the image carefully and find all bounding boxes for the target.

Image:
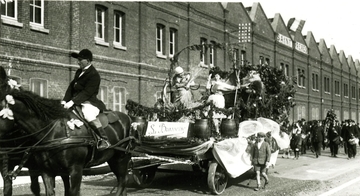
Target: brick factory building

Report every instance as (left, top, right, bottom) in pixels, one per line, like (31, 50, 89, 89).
(1, 1, 359, 123)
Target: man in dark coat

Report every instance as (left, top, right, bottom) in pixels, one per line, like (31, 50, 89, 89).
(328, 120, 341, 157)
(63, 49, 109, 150)
(310, 120, 324, 158)
(344, 120, 359, 159)
(251, 132, 271, 191)
(341, 121, 349, 155)
(300, 120, 310, 154)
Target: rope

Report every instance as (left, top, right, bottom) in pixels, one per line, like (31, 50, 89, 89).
(131, 154, 194, 165)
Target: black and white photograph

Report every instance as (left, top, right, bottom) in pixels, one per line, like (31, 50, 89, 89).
(1, 0, 360, 195)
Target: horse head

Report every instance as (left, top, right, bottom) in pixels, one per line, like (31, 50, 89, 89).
(0, 67, 17, 138)
(0, 66, 69, 140)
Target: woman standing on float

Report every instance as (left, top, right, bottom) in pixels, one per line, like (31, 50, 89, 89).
(206, 67, 244, 133)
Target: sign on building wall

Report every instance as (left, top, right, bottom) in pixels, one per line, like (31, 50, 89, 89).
(295, 42, 308, 54)
(276, 33, 293, 48)
(238, 23, 252, 43)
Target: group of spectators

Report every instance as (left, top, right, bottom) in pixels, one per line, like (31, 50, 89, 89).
(283, 119, 359, 160)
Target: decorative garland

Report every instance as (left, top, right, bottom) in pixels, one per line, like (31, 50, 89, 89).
(126, 99, 238, 122)
(127, 42, 297, 137)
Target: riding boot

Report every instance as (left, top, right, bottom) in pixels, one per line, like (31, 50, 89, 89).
(89, 119, 110, 150)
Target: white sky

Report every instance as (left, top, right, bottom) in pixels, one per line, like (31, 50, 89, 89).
(239, 0, 360, 62)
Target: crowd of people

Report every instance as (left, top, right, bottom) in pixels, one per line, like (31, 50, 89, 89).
(282, 119, 359, 160)
(246, 118, 360, 191)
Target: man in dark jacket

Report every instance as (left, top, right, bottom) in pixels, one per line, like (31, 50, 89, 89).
(300, 120, 310, 154)
(251, 132, 271, 191)
(63, 49, 109, 150)
(344, 120, 359, 159)
(311, 120, 324, 158)
(341, 121, 349, 155)
(328, 120, 341, 157)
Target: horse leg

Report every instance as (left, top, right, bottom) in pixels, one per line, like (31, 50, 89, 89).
(1, 162, 13, 196)
(1, 175, 13, 196)
(41, 172, 56, 196)
(28, 170, 41, 196)
(69, 166, 84, 196)
(61, 175, 70, 196)
(107, 153, 131, 196)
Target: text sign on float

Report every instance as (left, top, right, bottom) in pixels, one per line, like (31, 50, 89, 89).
(145, 122, 189, 138)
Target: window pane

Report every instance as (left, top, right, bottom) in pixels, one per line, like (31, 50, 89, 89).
(31, 79, 47, 98)
(114, 12, 123, 44)
(97, 10, 102, 22)
(0, 5, 4, 15)
(157, 40, 161, 52)
(7, 2, 15, 17)
(97, 24, 103, 38)
(2, 1, 15, 17)
(157, 27, 161, 39)
(30, 6, 34, 22)
(169, 29, 176, 56)
(35, 7, 41, 23)
(35, 0, 42, 6)
(156, 25, 163, 53)
(115, 29, 120, 42)
(114, 14, 119, 28)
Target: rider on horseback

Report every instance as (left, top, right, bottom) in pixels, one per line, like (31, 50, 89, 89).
(62, 49, 110, 150)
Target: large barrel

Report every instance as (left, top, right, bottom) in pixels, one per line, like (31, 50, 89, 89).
(131, 116, 146, 136)
(192, 119, 211, 139)
(220, 119, 238, 137)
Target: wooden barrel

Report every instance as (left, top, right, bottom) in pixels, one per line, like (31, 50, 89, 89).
(131, 116, 146, 136)
(220, 119, 237, 137)
(192, 119, 211, 139)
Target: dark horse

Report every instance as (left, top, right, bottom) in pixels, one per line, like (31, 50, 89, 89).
(0, 120, 41, 196)
(0, 67, 134, 196)
(0, 69, 70, 196)
(0, 125, 71, 196)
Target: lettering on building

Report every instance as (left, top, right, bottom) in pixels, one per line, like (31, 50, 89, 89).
(276, 33, 293, 48)
(295, 42, 308, 54)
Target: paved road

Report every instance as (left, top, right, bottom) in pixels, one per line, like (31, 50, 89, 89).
(5, 146, 360, 196)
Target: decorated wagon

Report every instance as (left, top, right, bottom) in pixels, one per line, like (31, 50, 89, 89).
(127, 115, 290, 194)
(125, 43, 294, 194)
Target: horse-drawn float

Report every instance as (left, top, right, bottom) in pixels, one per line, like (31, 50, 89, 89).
(124, 42, 293, 195)
(126, 111, 290, 195)
(129, 118, 235, 195)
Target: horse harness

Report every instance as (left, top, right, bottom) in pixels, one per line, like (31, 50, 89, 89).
(1, 108, 137, 180)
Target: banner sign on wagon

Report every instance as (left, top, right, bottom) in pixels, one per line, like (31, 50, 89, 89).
(145, 122, 189, 138)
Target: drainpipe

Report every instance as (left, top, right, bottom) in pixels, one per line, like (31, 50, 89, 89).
(187, 4, 190, 71)
(319, 54, 323, 119)
(307, 49, 311, 120)
(138, 2, 142, 104)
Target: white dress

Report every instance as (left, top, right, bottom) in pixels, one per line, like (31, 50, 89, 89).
(207, 81, 236, 118)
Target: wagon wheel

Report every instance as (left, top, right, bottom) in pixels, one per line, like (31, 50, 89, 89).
(207, 161, 228, 195)
(132, 166, 157, 188)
